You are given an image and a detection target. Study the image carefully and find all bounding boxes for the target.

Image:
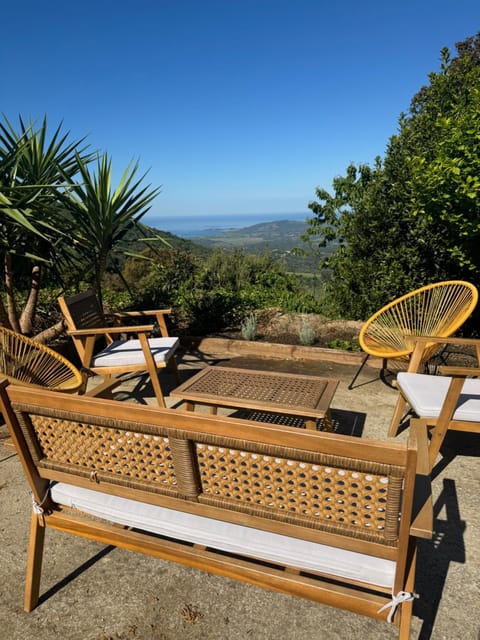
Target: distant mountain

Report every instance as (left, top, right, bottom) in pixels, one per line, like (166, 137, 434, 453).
(127, 219, 334, 276)
(191, 219, 308, 252)
(187, 219, 330, 273)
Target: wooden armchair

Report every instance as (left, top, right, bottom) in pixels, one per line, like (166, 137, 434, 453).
(389, 335, 480, 470)
(57, 290, 180, 407)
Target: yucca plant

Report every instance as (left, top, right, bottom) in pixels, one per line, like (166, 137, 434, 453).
(59, 152, 161, 308)
(0, 115, 91, 335)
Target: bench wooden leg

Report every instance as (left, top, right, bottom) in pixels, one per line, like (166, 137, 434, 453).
(398, 543, 417, 640)
(24, 512, 46, 612)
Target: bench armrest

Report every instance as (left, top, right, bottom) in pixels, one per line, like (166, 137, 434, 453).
(409, 421, 433, 539)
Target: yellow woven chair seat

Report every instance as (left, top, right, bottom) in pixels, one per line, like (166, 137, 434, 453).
(349, 280, 478, 389)
(360, 280, 478, 360)
(0, 326, 84, 392)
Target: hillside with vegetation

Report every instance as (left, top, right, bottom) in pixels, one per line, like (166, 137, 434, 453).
(1, 33, 480, 345)
(188, 219, 334, 273)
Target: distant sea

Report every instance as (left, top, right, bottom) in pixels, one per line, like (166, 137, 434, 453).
(144, 212, 310, 238)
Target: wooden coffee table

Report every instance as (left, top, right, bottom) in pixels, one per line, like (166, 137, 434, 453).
(171, 366, 339, 430)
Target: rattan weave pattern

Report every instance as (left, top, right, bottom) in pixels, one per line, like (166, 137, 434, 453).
(235, 409, 325, 429)
(360, 281, 478, 358)
(195, 442, 398, 537)
(184, 369, 327, 408)
(28, 414, 177, 487)
(0, 326, 83, 392)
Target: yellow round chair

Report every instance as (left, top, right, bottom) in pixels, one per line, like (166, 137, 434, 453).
(349, 280, 478, 388)
(0, 326, 85, 392)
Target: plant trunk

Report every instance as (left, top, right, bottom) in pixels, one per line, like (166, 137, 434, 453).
(0, 294, 12, 329)
(20, 264, 41, 335)
(95, 251, 108, 311)
(4, 252, 20, 332)
(34, 318, 66, 345)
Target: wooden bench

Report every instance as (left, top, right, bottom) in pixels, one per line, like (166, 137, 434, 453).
(0, 380, 432, 639)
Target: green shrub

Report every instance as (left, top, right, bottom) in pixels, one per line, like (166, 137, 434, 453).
(241, 313, 258, 341)
(327, 338, 361, 352)
(298, 321, 316, 346)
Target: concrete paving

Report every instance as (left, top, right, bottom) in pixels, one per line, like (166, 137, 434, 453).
(0, 347, 479, 640)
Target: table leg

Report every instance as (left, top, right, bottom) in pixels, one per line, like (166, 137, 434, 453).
(305, 418, 316, 430)
(184, 401, 194, 411)
(322, 410, 334, 432)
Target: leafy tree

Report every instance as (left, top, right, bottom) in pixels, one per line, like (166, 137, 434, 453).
(304, 33, 480, 320)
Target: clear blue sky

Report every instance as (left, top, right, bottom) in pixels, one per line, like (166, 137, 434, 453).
(2, 1, 479, 221)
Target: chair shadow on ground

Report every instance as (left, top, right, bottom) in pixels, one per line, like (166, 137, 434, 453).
(38, 545, 116, 606)
(431, 431, 480, 480)
(413, 478, 466, 640)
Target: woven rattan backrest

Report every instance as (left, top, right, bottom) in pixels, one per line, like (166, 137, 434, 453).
(3, 385, 415, 552)
(360, 280, 478, 359)
(0, 327, 84, 392)
(58, 290, 106, 331)
(194, 439, 405, 545)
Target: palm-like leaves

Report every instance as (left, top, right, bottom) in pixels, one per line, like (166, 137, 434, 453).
(0, 115, 92, 332)
(61, 152, 161, 306)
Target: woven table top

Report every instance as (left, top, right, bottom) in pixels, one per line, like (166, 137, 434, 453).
(171, 366, 339, 418)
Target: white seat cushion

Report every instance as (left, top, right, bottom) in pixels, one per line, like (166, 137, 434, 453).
(93, 337, 179, 368)
(397, 372, 480, 421)
(50, 482, 396, 589)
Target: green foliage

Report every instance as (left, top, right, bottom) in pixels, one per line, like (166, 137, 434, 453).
(298, 320, 316, 346)
(0, 116, 92, 332)
(59, 152, 161, 307)
(122, 246, 322, 335)
(304, 33, 480, 320)
(327, 338, 361, 352)
(241, 313, 258, 341)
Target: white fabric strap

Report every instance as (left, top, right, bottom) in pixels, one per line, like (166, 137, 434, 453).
(378, 590, 418, 623)
(31, 487, 50, 515)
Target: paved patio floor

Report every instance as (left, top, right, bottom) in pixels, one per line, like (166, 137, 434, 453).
(0, 347, 479, 640)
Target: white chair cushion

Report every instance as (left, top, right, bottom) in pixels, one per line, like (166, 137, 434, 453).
(397, 372, 480, 421)
(50, 482, 396, 589)
(93, 337, 179, 368)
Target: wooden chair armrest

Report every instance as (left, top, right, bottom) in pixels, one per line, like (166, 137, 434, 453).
(68, 325, 155, 337)
(406, 334, 480, 372)
(113, 309, 172, 318)
(112, 310, 173, 337)
(438, 365, 480, 377)
(406, 335, 480, 347)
